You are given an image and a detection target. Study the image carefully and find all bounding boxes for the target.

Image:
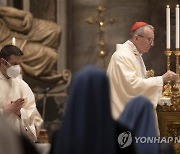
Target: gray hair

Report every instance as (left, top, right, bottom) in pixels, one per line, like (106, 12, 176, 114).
(130, 25, 154, 38)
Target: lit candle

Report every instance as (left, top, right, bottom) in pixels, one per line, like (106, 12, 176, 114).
(166, 5, 170, 49)
(12, 37, 16, 45)
(176, 4, 179, 49)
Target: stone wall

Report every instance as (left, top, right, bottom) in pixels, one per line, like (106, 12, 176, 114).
(67, 0, 176, 75)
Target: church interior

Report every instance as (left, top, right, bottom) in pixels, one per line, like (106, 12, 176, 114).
(0, 0, 180, 153)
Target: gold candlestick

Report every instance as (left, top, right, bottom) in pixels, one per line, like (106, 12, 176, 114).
(165, 50, 172, 71)
(174, 50, 180, 73)
(173, 50, 180, 91)
(163, 50, 172, 97)
(171, 50, 180, 111)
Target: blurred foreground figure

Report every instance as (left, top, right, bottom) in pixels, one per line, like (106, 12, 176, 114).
(50, 65, 135, 154)
(51, 65, 116, 154)
(118, 96, 175, 154)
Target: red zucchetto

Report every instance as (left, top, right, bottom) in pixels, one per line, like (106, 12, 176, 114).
(131, 22, 148, 32)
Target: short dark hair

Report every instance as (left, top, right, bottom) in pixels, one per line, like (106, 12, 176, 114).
(0, 45, 23, 61)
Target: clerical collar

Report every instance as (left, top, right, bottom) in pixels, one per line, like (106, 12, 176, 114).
(127, 40, 142, 56)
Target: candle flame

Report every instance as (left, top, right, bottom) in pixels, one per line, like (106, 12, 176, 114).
(100, 22, 104, 26)
(167, 5, 170, 8)
(12, 37, 16, 45)
(177, 4, 179, 8)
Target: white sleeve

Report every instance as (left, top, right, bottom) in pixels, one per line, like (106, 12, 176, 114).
(19, 80, 36, 120)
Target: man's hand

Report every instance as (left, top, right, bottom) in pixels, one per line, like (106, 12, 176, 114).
(3, 98, 24, 115)
(162, 70, 177, 83)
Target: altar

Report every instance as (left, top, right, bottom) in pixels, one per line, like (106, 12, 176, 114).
(157, 96, 180, 153)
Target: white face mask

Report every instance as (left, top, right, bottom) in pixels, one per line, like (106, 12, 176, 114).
(6, 65, 21, 78)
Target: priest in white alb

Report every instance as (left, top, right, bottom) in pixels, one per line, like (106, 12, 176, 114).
(107, 22, 176, 120)
(0, 44, 42, 141)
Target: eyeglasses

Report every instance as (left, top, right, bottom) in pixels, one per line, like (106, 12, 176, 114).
(138, 35, 154, 44)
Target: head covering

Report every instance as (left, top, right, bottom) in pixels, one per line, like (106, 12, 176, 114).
(131, 22, 148, 32)
(52, 65, 117, 154)
(118, 96, 159, 154)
